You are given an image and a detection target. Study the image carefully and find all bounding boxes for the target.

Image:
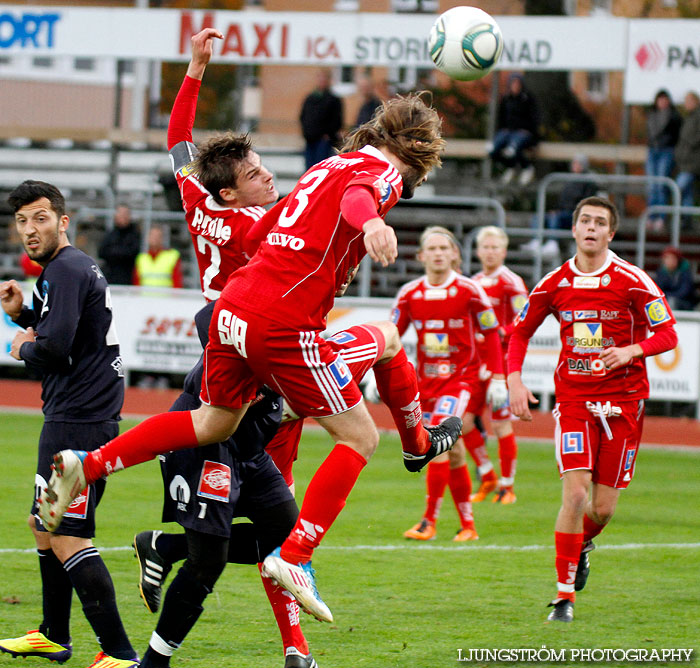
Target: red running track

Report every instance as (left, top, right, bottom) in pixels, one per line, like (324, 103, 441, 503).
(1, 379, 698, 449)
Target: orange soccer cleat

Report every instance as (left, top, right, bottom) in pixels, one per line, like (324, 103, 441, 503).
(403, 519, 436, 541)
(453, 527, 479, 542)
(492, 488, 517, 504)
(469, 478, 498, 503)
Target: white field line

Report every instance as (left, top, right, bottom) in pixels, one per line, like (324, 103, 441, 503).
(1, 542, 699, 556)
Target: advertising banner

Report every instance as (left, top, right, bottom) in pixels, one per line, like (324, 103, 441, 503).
(624, 19, 700, 104)
(1, 290, 698, 402)
(0, 7, 626, 70)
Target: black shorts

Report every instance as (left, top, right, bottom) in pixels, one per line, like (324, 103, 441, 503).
(33, 420, 118, 538)
(160, 445, 293, 538)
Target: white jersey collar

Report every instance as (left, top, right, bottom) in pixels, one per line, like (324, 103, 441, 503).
(359, 144, 393, 165)
(568, 250, 616, 276)
(423, 269, 458, 289)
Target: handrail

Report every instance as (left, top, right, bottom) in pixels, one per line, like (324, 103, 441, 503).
(635, 205, 700, 269)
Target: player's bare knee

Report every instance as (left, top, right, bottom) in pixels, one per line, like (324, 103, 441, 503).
(375, 321, 402, 361)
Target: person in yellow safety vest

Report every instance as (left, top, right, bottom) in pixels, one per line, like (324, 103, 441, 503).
(133, 224, 183, 288)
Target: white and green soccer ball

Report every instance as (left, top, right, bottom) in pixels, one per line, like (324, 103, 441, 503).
(429, 6, 504, 81)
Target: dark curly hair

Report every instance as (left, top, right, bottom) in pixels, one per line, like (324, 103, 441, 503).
(192, 133, 253, 205)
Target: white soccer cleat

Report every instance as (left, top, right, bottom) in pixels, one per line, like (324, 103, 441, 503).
(262, 548, 333, 623)
(37, 450, 88, 532)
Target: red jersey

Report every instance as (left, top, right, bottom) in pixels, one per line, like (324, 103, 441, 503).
(472, 264, 528, 355)
(175, 166, 267, 301)
(391, 270, 500, 398)
(168, 75, 267, 301)
(508, 251, 677, 402)
(222, 146, 402, 330)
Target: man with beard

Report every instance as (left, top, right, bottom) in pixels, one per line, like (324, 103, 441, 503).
(0, 181, 138, 668)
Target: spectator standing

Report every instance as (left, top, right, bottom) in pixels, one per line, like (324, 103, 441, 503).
(133, 224, 183, 288)
(98, 205, 141, 285)
(675, 91, 700, 216)
(655, 246, 697, 311)
(299, 69, 343, 170)
(645, 89, 681, 232)
(98, 204, 141, 285)
(489, 73, 540, 186)
(354, 76, 381, 128)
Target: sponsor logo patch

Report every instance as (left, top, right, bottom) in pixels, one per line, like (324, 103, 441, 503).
(477, 309, 498, 330)
(567, 322, 614, 353)
(562, 432, 584, 454)
(424, 332, 450, 355)
(645, 298, 671, 325)
(573, 276, 600, 289)
(511, 294, 527, 313)
(197, 461, 231, 502)
(65, 486, 89, 520)
(328, 356, 353, 389)
(328, 331, 357, 344)
(424, 288, 447, 301)
(574, 310, 598, 320)
(560, 310, 573, 322)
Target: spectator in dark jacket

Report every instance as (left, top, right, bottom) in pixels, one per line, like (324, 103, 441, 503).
(675, 91, 700, 215)
(300, 69, 344, 170)
(645, 89, 682, 231)
(98, 205, 141, 285)
(655, 246, 697, 311)
(354, 76, 381, 128)
(489, 73, 540, 186)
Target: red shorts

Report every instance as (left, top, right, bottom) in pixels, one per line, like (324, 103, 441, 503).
(553, 400, 645, 489)
(264, 324, 386, 484)
(421, 377, 480, 426)
(202, 302, 375, 418)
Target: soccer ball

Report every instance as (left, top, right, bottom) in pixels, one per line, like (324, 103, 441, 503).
(428, 6, 504, 81)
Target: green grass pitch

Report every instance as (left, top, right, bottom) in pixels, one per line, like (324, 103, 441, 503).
(0, 413, 698, 667)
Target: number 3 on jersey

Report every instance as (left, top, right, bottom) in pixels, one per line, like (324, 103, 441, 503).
(277, 168, 329, 228)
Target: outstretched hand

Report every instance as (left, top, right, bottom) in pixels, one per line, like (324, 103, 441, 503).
(363, 218, 397, 267)
(0, 279, 23, 319)
(187, 28, 224, 79)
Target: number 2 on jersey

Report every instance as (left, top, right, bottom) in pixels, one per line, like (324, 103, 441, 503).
(277, 168, 329, 228)
(197, 236, 222, 301)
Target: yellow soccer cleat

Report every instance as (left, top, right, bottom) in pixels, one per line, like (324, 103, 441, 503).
(403, 519, 436, 541)
(0, 630, 72, 663)
(85, 651, 139, 668)
(453, 528, 479, 542)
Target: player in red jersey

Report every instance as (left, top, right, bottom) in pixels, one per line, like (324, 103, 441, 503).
(392, 227, 508, 542)
(40, 87, 463, 625)
(470, 226, 528, 504)
(507, 196, 678, 623)
(168, 29, 278, 302)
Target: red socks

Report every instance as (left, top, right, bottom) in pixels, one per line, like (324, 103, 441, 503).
(424, 461, 449, 523)
(373, 349, 429, 455)
(258, 564, 308, 656)
(583, 514, 606, 543)
(281, 444, 367, 563)
(448, 465, 475, 530)
(463, 428, 495, 478)
(83, 412, 198, 484)
(554, 531, 583, 601)
(497, 432, 517, 486)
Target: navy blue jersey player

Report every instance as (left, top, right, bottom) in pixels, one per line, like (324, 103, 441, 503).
(133, 301, 317, 668)
(0, 181, 138, 668)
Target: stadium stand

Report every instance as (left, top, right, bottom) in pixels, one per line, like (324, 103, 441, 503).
(1, 136, 699, 300)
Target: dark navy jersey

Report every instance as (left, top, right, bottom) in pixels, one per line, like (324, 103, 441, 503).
(15, 246, 124, 422)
